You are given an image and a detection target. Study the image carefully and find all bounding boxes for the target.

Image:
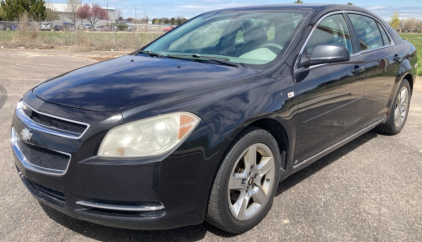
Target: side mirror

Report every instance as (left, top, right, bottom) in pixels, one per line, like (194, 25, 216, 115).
(301, 45, 350, 67)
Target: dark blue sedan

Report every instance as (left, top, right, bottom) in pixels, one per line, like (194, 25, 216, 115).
(11, 4, 417, 233)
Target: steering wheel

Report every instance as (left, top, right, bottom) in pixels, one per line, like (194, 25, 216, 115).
(259, 43, 283, 54)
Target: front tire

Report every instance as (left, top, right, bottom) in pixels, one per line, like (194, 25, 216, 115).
(206, 127, 281, 233)
(376, 79, 411, 135)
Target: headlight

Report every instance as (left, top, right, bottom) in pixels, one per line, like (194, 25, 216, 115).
(98, 112, 200, 158)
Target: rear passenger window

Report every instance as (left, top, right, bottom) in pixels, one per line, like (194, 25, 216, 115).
(348, 14, 384, 51)
(377, 22, 391, 45)
(305, 14, 353, 55)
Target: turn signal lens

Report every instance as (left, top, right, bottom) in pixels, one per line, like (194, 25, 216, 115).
(178, 114, 196, 139)
(98, 112, 200, 158)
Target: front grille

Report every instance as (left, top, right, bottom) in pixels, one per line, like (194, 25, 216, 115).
(22, 104, 87, 135)
(17, 138, 70, 171)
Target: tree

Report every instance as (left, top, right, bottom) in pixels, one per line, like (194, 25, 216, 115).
(347, 2, 353, 5)
(0, 6, 6, 20)
(45, 8, 58, 21)
(115, 8, 122, 21)
(76, 4, 108, 26)
(174, 16, 187, 25)
(0, 0, 46, 21)
(28, 0, 46, 21)
(0, 0, 23, 20)
(140, 14, 148, 24)
(417, 19, 422, 31)
(161, 17, 169, 24)
(45, 2, 59, 22)
(389, 11, 400, 31)
(66, 0, 81, 24)
(294, 0, 303, 3)
(403, 17, 418, 32)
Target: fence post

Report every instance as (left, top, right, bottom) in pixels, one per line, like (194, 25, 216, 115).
(76, 21, 80, 47)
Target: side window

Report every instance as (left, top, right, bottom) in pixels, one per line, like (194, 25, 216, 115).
(377, 22, 391, 45)
(235, 30, 245, 44)
(348, 14, 384, 51)
(305, 14, 353, 55)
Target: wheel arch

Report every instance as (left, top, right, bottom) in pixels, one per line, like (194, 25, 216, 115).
(398, 58, 414, 92)
(404, 73, 414, 93)
(223, 117, 291, 171)
(248, 118, 289, 168)
(387, 59, 415, 110)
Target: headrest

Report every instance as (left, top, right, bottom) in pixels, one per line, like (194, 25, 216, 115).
(243, 27, 268, 44)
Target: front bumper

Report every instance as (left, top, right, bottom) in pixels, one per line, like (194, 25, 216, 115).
(11, 94, 227, 230)
(12, 124, 221, 230)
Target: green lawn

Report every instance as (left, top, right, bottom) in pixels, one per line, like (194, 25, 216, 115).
(400, 33, 422, 76)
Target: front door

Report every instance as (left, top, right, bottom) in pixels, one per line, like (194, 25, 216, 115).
(293, 13, 366, 164)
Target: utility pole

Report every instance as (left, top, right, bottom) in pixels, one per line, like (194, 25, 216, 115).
(135, 7, 137, 23)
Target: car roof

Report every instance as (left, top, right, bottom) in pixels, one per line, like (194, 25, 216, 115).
(213, 4, 366, 12)
(209, 4, 384, 25)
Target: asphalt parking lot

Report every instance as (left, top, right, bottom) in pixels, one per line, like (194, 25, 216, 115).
(1, 49, 422, 241)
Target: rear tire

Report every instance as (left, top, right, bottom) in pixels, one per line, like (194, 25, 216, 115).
(376, 79, 411, 135)
(206, 127, 281, 233)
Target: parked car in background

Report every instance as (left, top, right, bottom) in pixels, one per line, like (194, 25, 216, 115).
(83, 24, 93, 30)
(127, 24, 137, 31)
(9, 24, 17, 30)
(54, 25, 63, 31)
(10, 4, 418, 234)
(40, 22, 51, 31)
(95, 25, 110, 31)
(162, 26, 174, 32)
(63, 23, 75, 31)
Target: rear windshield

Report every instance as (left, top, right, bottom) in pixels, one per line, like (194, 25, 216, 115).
(143, 10, 309, 69)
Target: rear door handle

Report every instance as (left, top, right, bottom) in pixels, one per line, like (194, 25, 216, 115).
(351, 66, 365, 75)
(393, 54, 402, 62)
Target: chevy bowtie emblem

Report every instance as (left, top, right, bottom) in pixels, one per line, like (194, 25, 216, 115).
(21, 128, 33, 141)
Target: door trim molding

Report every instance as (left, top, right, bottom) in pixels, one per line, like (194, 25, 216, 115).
(292, 116, 386, 171)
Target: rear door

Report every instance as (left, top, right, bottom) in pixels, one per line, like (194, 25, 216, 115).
(347, 13, 401, 126)
(293, 13, 366, 163)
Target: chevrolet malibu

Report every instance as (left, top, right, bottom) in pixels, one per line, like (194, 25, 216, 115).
(11, 4, 417, 233)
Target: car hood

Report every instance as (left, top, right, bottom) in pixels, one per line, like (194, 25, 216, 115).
(33, 55, 260, 111)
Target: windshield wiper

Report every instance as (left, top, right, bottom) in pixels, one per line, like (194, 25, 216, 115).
(136, 50, 164, 57)
(208, 58, 242, 68)
(167, 54, 242, 68)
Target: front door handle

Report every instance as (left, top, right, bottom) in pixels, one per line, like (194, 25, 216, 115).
(393, 54, 402, 62)
(351, 66, 365, 76)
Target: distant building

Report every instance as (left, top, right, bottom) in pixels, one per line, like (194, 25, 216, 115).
(46, 3, 115, 27)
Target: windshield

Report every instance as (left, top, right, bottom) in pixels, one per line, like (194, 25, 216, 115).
(143, 10, 309, 69)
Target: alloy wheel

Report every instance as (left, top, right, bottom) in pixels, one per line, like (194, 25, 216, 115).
(227, 143, 275, 221)
(394, 86, 410, 128)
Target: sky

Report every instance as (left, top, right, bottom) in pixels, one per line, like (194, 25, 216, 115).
(53, 0, 422, 20)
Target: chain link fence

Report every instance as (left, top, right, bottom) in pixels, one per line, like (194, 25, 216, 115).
(0, 21, 168, 50)
(0, 21, 175, 32)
